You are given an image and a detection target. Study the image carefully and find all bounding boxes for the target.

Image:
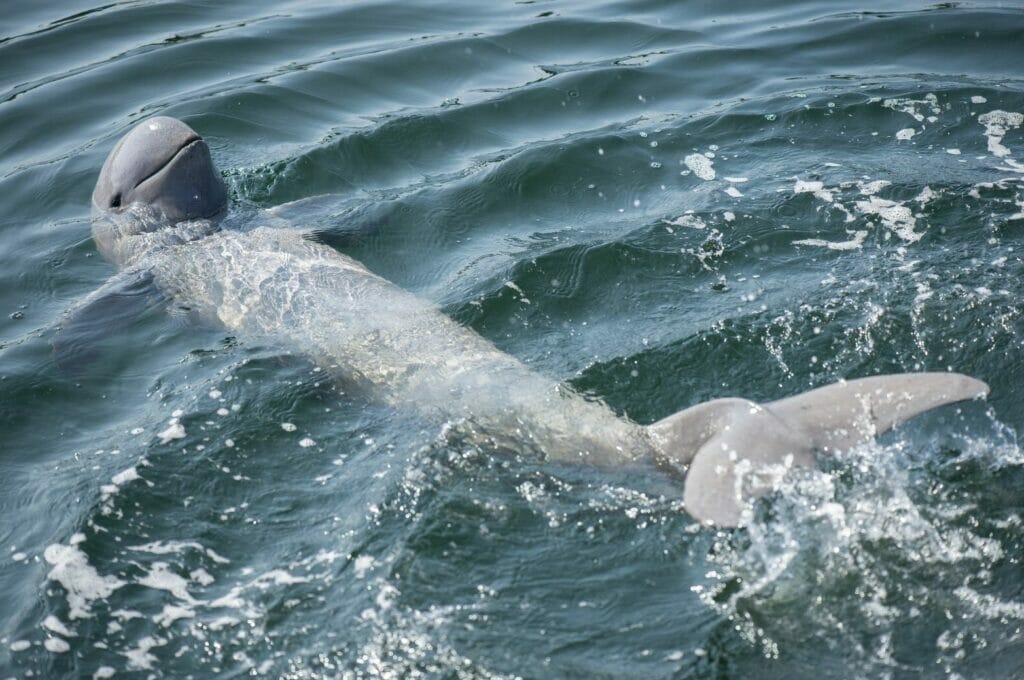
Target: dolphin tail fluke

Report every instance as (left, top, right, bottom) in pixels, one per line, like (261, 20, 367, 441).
(647, 372, 989, 528)
(767, 372, 990, 451)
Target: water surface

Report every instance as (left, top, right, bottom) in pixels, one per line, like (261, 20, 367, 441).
(2, 1, 1024, 677)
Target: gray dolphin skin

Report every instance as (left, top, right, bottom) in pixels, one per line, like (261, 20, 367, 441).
(88, 116, 990, 527)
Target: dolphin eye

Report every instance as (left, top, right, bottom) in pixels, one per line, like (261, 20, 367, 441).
(110, 193, 122, 208)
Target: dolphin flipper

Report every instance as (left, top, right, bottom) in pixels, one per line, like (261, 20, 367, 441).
(53, 268, 164, 376)
(264, 194, 383, 249)
(649, 372, 989, 527)
(266, 194, 348, 225)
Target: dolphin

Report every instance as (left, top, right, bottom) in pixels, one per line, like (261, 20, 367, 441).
(79, 116, 989, 527)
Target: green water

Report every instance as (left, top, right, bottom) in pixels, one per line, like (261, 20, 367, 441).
(2, 1, 1024, 677)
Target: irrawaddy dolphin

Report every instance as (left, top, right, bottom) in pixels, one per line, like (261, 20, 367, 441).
(78, 116, 989, 527)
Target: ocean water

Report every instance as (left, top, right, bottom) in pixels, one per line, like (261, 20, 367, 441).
(2, 1, 1024, 677)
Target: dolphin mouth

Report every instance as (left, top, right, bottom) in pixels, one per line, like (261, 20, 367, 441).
(132, 134, 202, 192)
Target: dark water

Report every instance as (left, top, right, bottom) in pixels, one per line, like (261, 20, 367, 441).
(2, 1, 1024, 677)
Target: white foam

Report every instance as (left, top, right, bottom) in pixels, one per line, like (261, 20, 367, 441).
(190, 568, 215, 585)
(209, 587, 246, 609)
(137, 562, 199, 604)
(895, 128, 916, 141)
(684, 154, 715, 180)
(122, 635, 166, 670)
(154, 604, 194, 627)
(206, 567, 309, 616)
(793, 231, 868, 251)
(10, 640, 30, 652)
(111, 466, 139, 486)
(44, 637, 70, 653)
(281, 422, 297, 432)
(43, 542, 125, 619)
(998, 158, 1024, 174)
(858, 180, 891, 196)
(42, 615, 74, 638)
(882, 93, 940, 122)
(1010, 201, 1024, 221)
(971, 95, 988, 104)
(955, 586, 1024, 620)
(725, 186, 743, 198)
(793, 179, 833, 203)
(129, 540, 217, 558)
(253, 570, 309, 587)
(110, 609, 143, 621)
(854, 196, 921, 242)
(664, 214, 705, 230)
(914, 186, 939, 206)
(978, 110, 1023, 157)
(131, 538, 227, 568)
(298, 437, 316, 448)
(354, 555, 377, 578)
(207, 549, 230, 564)
(157, 421, 186, 444)
(93, 667, 116, 679)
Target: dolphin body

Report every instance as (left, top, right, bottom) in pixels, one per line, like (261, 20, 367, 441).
(82, 116, 989, 527)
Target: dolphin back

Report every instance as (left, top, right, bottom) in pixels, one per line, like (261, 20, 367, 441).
(648, 372, 989, 527)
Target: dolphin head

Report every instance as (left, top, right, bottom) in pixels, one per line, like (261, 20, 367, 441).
(92, 116, 227, 264)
